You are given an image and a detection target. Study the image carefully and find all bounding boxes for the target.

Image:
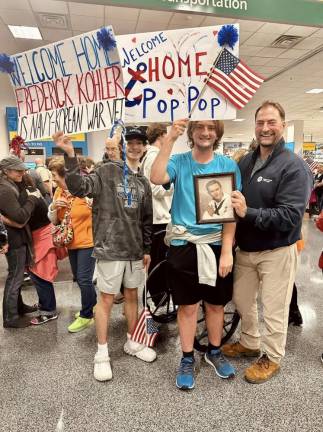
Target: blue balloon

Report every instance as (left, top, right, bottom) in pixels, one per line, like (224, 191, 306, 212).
(217, 25, 239, 49)
(0, 53, 14, 74)
(97, 28, 117, 52)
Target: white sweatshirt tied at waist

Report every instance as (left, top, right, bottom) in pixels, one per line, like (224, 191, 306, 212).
(164, 224, 222, 286)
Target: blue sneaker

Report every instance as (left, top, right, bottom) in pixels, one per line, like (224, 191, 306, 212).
(205, 349, 236, 379)
(176, 357, 195, 390)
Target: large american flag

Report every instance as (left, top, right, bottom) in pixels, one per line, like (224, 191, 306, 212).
(304, 157, 320, 173)
(206, 48, 265, 109)
(131, 307, 159, 347)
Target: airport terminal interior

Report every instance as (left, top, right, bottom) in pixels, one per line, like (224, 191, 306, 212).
(0, 1, 322, 431)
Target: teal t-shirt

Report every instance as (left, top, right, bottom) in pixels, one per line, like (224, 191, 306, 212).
(167, 151, 242, 244)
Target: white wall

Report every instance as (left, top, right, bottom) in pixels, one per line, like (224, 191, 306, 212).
(0, 75, 16, 159)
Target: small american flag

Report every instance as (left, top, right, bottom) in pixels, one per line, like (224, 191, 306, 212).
(131, 307, 159, 347)
(304, 157, 319, 173)
(206, 48, 265, 109)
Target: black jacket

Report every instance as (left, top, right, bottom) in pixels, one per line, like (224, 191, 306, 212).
(0, 177, 37, 250)
(236, 139, 313, 252)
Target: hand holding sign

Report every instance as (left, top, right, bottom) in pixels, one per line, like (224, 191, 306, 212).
(167, 119, 189, 143)
(52, 131, 75, 157)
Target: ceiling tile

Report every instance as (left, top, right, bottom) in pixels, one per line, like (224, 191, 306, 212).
(284, 25, 317, 37)
(0, 36, 19, 54)
(15, 38, 49, 52)
(69, 2, 104, 18)
(256, 47, 287, 57)
(168, 12, 205, 27)
(70, 14, 104, 32)
(135, 21, 165, 33)
(239, 30, 254, 44)
(257, 22, 292, 34)
(278, 48, 308, 59)
(311, 28, 323, 38)
(105, 6, 139, 21)
(0, 0, 30, 10)
(200, 16, 237, 26)
(256, 66, 281, 74)
(30, 0, 68, 14)
(295, 36, 323, 50)
(235, 20, 265, 31)
(0, 9, 37, 26)
(40, 28, 73, 42)
(138, 9, 173, 23)
(239, 45, 264, 56)
(112, 21, 137, 36)
(264, 57, 292, 67)
(243, 32, 281, 47)
(246, 56, 272, 66)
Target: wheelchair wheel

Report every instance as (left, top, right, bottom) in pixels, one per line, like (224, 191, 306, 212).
(194, 301, 240, 353)
(143, 260, 177, 324)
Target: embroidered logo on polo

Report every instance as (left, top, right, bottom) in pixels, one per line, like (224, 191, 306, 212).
(257, 176, 272, 183)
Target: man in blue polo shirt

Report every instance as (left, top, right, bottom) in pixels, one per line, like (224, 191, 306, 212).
(151, 119, 241, 390)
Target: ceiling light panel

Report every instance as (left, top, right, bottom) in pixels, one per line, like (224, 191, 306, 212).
(8, 25, 42, 39)
(306, 88, 323, 94)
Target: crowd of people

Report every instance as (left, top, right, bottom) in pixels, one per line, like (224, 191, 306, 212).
(0, 100, 322, 389)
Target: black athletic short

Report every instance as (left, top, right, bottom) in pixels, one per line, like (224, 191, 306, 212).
(166, 243, 234, 306)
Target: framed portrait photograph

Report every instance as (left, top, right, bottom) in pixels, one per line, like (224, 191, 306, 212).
(194, 172, 236, 224)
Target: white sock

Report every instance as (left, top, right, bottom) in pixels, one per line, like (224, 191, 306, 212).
(97, 343, 108, 355)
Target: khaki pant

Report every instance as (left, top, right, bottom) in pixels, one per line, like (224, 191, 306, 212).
(233, 244, 298, 364)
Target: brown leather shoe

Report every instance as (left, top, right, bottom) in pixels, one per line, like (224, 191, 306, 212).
(221, 341, 260, 358)
(244, 354, 280, 384)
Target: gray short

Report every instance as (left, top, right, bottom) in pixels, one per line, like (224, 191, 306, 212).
(96, 259, 144, 294)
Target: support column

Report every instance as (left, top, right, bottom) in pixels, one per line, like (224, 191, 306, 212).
(285, 120, 304, 155)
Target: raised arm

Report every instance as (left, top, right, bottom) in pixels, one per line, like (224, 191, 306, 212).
(150, 119, 188, 185)
(52, 131, 102, 198)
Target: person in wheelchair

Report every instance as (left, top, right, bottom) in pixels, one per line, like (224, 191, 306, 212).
(52, 128, 156, 383)
(151, 119, 241, 390)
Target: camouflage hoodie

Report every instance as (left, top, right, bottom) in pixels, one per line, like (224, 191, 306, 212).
(64, 156, 153, 261)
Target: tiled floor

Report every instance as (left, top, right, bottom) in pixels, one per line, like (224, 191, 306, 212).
(0, 218, 322, 432)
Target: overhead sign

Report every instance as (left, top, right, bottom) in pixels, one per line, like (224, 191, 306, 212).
(67, 0, 323, 27)
(117, 25, 238, 123)
(9, 26, 125, 141)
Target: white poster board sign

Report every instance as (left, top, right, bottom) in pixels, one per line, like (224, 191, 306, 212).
(116, 25, 239, 123)
(9, 26, 124, 141)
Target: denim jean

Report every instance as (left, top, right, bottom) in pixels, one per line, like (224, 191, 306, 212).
(3, 245, 27, 323)
(68, 248, 96, 319)
(28, 271, 56, 315)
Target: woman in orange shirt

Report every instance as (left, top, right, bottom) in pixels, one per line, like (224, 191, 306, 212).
(48, 158, 96, 333)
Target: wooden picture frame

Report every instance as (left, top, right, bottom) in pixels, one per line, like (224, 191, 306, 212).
(194, 172, 236, 224)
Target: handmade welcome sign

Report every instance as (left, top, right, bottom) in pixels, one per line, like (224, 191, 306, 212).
(116, 25, 239, 123)
(8, 27, 124, 141)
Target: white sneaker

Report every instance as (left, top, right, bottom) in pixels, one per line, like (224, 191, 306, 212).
(93, 352, 112, 381)
(124, 338, 157, 363)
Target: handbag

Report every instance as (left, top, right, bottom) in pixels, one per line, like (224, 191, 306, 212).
(319, 251, 323, 270)
(51, 198, 74, 247)
(316, 210, 323, 232)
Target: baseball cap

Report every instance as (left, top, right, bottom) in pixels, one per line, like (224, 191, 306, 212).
(125, 126, 147, 144)
(0, 155, 27, 171)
